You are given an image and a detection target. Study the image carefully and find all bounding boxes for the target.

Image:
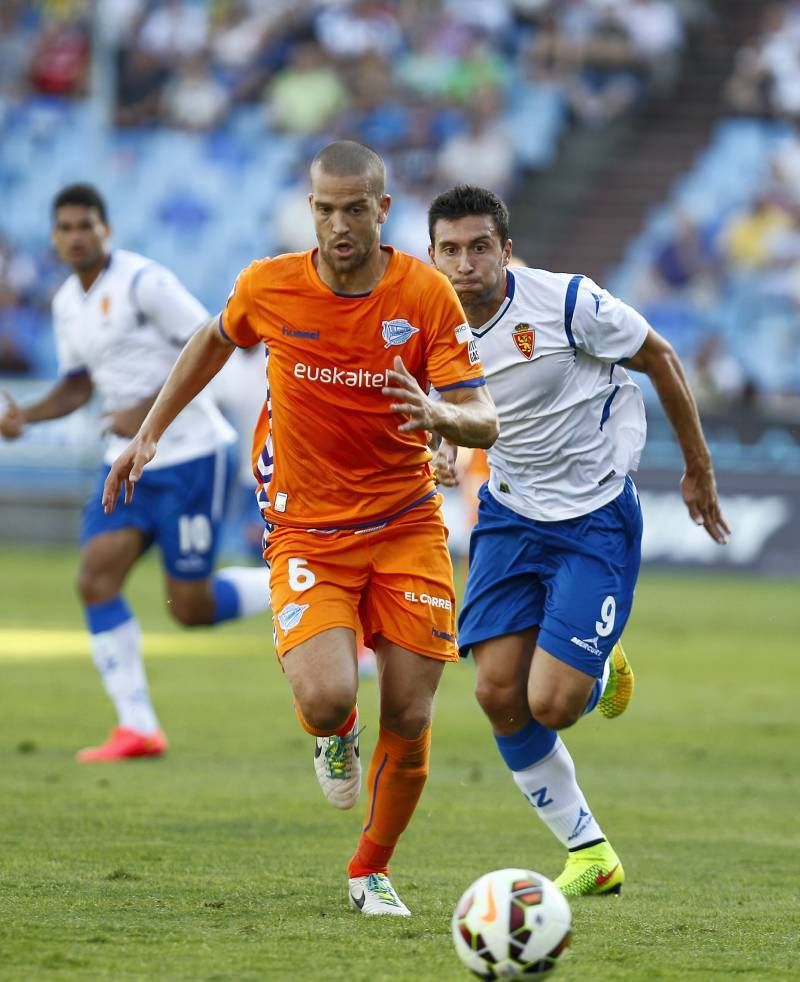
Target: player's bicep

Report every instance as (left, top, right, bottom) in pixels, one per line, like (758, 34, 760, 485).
(624, 326, 674, 374)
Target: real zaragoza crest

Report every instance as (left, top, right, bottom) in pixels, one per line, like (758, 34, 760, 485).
(512, 323, 535, 359)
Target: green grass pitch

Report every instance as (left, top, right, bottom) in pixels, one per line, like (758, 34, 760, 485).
(0, 547, 797, 980)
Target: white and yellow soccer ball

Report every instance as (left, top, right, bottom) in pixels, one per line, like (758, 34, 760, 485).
(452, 869, 572, 978)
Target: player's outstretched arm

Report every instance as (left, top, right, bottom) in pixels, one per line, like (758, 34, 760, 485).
(102, 316, 235, 512)
(626, 328, 730, 544)
(383, 356, 498, 449)
(0, 372, 93, 439)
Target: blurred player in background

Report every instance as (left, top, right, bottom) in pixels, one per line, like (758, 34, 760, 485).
(0, 184, 269, 762)
(429, 185, 729, 897)
(102, 142, 498, 916)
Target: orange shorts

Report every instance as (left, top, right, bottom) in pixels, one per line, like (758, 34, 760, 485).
(265, 495, 457, 662)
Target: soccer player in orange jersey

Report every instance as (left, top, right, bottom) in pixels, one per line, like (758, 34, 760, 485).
(102, 141, 499, 916)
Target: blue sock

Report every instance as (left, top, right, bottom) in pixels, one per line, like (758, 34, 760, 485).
(211, 575, 240, 624)
(494, 717, 558, 771)
(85, 596, 133, 634)
(582, 679, 603, 716)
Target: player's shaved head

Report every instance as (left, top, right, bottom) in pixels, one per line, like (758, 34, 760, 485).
(310, 141, 385, 197)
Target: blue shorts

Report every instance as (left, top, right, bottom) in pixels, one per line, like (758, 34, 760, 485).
(81, 450, 229, 580)
(458, 478, 642, 678)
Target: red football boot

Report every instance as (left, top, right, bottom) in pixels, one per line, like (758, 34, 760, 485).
(76, 726, 168, 762)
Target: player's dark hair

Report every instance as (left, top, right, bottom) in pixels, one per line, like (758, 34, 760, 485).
(428, 185, 510, 246)
(52, 183, 108, 223)
(310, 141, 385, 196)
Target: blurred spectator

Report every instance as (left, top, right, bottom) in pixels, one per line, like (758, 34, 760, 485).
(115, 47, 170, 127)
(266, 42, 350, 135)
(138, 0, 208, 62)
(726, 2, 800, 119)
(686, 334, 750, 411)
(722, 194, 796, 270)
(566, 4, 642, 126)
(161, 54, 230, 131)
(314, 0, 404, 60)
(437, 90, 515, 194)
(28, 14, 90, 96)
(0, 2, 37, 102)
(652, 211, 719, 297)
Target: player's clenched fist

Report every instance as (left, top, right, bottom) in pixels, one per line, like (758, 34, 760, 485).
(102, 435, 157, 512)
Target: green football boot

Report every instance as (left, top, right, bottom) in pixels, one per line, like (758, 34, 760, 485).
(554, 839, 625, 897)
(597, 643, 634, 719)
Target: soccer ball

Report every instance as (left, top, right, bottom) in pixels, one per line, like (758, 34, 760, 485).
(451, 869, 572, 978)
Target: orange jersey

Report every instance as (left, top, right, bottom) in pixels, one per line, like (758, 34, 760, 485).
(220, 247, 485, 530)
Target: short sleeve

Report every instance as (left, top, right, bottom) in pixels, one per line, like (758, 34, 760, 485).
(422, 273, 485, 392)
(570, 276, 649, 362)
(218, 261, 262, 348)
(133, 263, 208, 344)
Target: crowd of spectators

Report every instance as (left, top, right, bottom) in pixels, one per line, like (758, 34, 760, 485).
(0, 0, 694, 379)
(617, 121, 800, 410)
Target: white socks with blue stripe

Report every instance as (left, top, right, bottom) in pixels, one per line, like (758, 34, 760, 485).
(89, 615, 159, 735)
(511, 737, 605, 849)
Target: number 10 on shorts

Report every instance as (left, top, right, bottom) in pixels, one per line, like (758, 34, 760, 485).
(288, 558, 316, 592)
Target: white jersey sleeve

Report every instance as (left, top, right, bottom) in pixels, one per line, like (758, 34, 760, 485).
(131, 262, 209, 345)
(570, 276, 649, 363)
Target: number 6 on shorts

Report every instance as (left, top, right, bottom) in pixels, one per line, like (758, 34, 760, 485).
(288, 557, 316, 592)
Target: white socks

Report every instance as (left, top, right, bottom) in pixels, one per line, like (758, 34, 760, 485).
(89, 616, 160, 735)
(512, 737, 605, 849)
(215, 565, 270, 618)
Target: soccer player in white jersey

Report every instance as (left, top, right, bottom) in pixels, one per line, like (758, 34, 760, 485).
(428, 185, 729, 896)
(0, 184, 269, 762)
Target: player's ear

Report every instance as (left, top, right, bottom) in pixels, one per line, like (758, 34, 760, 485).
(428, 244, 436, 266)
(378, 193, 391, 225)
(501, 238, 513, 267)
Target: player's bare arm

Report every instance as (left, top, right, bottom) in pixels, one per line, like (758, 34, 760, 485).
(383, 356, 498, 449)
(626, 327, 730, 544)
(0, 372, 93, 439)
(104, 389, 161, 438)
(102, 316, 235, 511)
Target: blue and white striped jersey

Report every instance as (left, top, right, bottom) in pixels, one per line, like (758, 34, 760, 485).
(473, 266, 648, 521)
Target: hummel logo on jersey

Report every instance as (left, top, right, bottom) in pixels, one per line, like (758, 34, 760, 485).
(512, 322, 535, 359)
(570, 635, 602, 656)
(282, 325, 320, 340)
(382, 318, 419, 347)
(277, 602, 309, 635)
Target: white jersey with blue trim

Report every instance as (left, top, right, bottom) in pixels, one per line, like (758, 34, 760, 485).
(474, 266, 648, 521)
(52, 249, 235, 469)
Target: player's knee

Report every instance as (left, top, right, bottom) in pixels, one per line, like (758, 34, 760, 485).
(295, 684, 356, 734)
(166, 587, 215, 626)
(529, 693, 581, 731)
(475, 676, 528, 730)
(379, 705, 432, 740)
(300, 698, 355, 734)
(76, 567, 115, 606)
